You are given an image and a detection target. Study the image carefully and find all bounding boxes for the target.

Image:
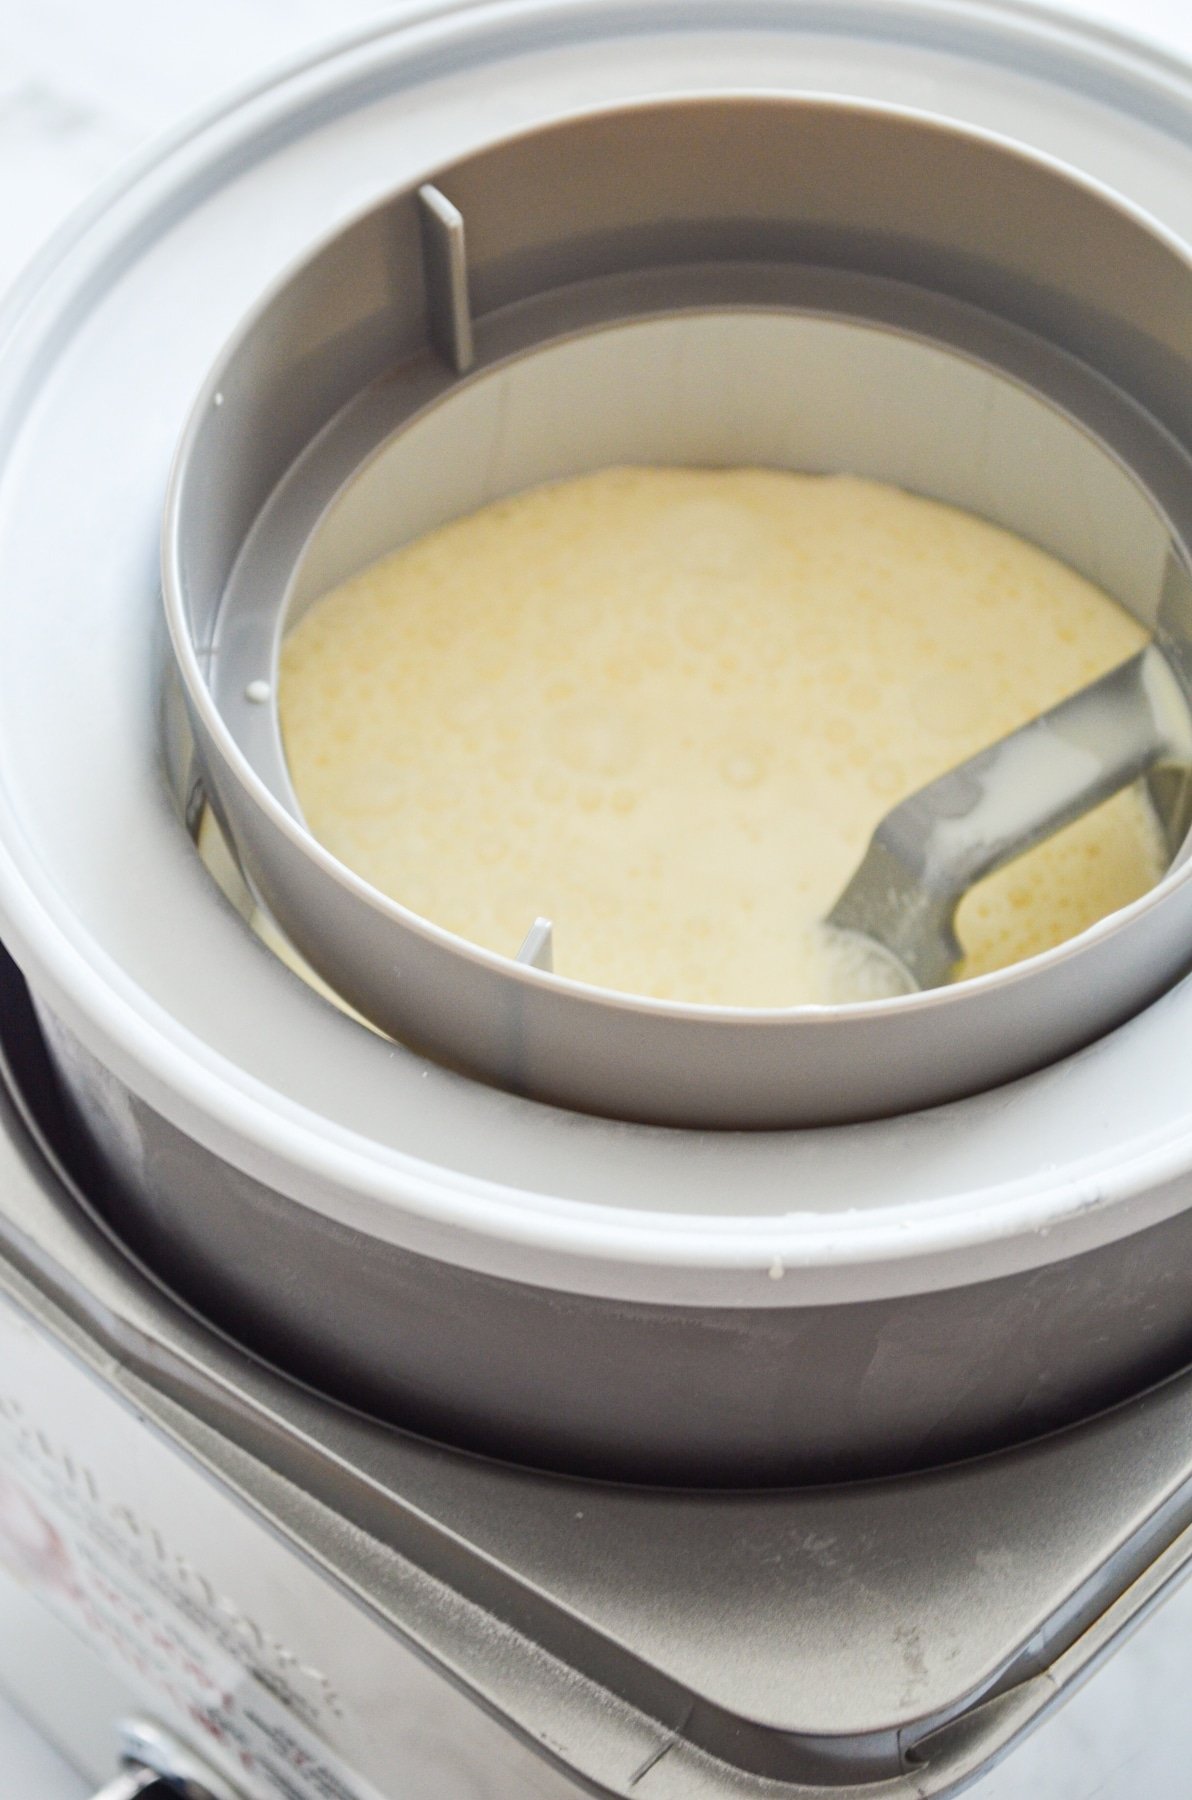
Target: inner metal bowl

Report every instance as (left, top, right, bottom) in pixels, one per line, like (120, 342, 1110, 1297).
(165, 94, 1192, 1126)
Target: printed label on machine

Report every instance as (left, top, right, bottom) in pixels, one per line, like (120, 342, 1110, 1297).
(0, 1295, 426, 1800)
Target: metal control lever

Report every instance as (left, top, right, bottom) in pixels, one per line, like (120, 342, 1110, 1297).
(87, 1719, 244, 1800)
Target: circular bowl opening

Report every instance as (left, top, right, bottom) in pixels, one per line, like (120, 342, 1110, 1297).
(165, 94, 1192, 1126)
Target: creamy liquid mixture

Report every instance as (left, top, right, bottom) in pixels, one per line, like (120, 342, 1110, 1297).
(279, 469, 1165, 1006)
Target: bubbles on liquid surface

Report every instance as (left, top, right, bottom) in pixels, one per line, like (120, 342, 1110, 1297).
(279, 467, 1163, 1008)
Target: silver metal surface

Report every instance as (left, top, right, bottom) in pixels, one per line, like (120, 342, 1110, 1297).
(417, 183, 475, 375)
(830, 642, 1192, 988)
(7, 948, 1192, 1796)
(166, 92, 1192, 1129)
(515, 916, 554, 972)
(39, 954, 1192, 1484)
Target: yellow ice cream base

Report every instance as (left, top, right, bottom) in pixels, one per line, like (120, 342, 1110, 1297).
(280, 468, 1163, 1007)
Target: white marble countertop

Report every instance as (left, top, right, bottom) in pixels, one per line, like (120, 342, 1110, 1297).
(0, 0, 398, 300)
(6, 1, 1192, 1796)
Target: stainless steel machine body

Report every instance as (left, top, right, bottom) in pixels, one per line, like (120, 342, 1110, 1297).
(4, 941, 1192, 1800)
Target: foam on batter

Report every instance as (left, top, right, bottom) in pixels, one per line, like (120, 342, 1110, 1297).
(279, 468, 1165, 1006)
